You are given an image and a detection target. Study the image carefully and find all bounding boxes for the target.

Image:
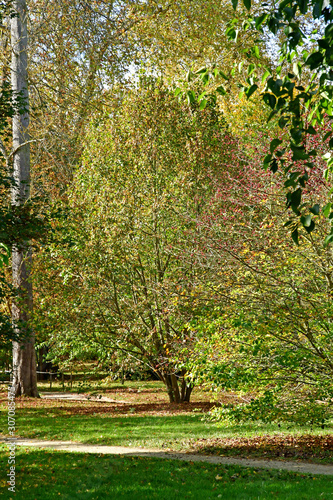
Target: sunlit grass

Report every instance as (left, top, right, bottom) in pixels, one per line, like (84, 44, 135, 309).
(1, 445, 332, 499)
(1, 407, 332, 451)
(1, 380, 332, 464)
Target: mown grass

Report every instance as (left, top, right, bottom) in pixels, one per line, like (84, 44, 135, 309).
(1, 411, 216, 447)
(1, 407, 333, 465)
(1, 379, 333, 464)
(1, 445, 332, 499)
(1, 407, 332, 449)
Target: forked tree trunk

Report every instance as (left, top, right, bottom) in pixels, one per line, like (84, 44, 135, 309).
(164, 372, 193, 403)
(11, 0, 38, 397)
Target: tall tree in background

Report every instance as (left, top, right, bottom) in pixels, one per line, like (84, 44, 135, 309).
(28, 0, 165, 199)
(11, 0, 38, 397)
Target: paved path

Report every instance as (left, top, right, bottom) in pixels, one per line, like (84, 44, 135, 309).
(1, 437, 333, 475)
(40, 392, 126, 403)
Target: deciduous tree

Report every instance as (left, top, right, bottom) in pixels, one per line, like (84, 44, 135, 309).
(33, 80, 240, 402)
(10, 0, 38, 396)
(185, 123, 333, 424)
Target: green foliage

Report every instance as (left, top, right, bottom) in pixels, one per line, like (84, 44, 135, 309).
(0, 79, 23, 346)
(210, 389, 332, 427)
(193, 0, 333, 237)
(0, 42, 48, 348)
(185, 212, 333, 425)
(245, 0, 333, 233)
(33, 79, 237, 401)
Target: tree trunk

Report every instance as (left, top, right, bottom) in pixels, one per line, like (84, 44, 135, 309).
(164, 372, 193, 403)
(181, 377, 193, 402)
(11, 0, 38, 397)
(165, 375, 175, 402)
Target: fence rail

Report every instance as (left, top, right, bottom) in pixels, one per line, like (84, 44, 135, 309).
(0, 370, 73, 389)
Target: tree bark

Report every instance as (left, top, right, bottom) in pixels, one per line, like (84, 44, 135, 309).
(164, 372, 193, 403)
(11, 0, 38, 397)
(181, 377, 193, 402)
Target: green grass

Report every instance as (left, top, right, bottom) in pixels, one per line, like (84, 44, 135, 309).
(1, 408, 331, 450)
(1, 411, 220, 447)
(1, 381, 332, 463)
(1, 445, 332, 499)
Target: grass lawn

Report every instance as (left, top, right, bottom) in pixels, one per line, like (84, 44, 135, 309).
(0, 381, 332, 463)
(1, 445, 333, 499)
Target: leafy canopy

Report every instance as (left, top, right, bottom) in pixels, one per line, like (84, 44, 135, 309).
(195, 0, 333, 242)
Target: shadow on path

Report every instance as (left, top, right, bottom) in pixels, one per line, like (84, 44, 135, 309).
(1, 436, 333, 475)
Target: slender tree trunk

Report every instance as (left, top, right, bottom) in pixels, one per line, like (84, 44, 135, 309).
(11, 0, 38, 397)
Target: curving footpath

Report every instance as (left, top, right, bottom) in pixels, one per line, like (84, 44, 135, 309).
(1, 437, 333, 476)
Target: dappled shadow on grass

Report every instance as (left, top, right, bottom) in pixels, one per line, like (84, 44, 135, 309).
(2, 407, 333, 464)
(1, 386, 333, 465)
(0, 388, 220, 416)
(0, 392, 217, 416)
(1, 446, 333, 500)
(0, 386, 242, 416)
(2, 411, 220, 447)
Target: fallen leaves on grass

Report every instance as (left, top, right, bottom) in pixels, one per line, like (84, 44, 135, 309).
(0, 390, 216, 416)
(1, 388, 333, 465)
(62, 401, 216, 416)
(188, 435, 333, 463)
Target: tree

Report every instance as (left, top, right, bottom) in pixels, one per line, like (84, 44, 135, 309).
(4, 0, 151, 396)
(186, 1, 332, 239)
(33, 80, 240, 403)
(0, 0, 159, 394)
(227, 0, 333, 239)
(26, 0, 169, 200)
(0, 3, 44, 373)
(184, 122, 333, 424)
(10, 0, 38, 397)
(130, 0, 263, 75)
